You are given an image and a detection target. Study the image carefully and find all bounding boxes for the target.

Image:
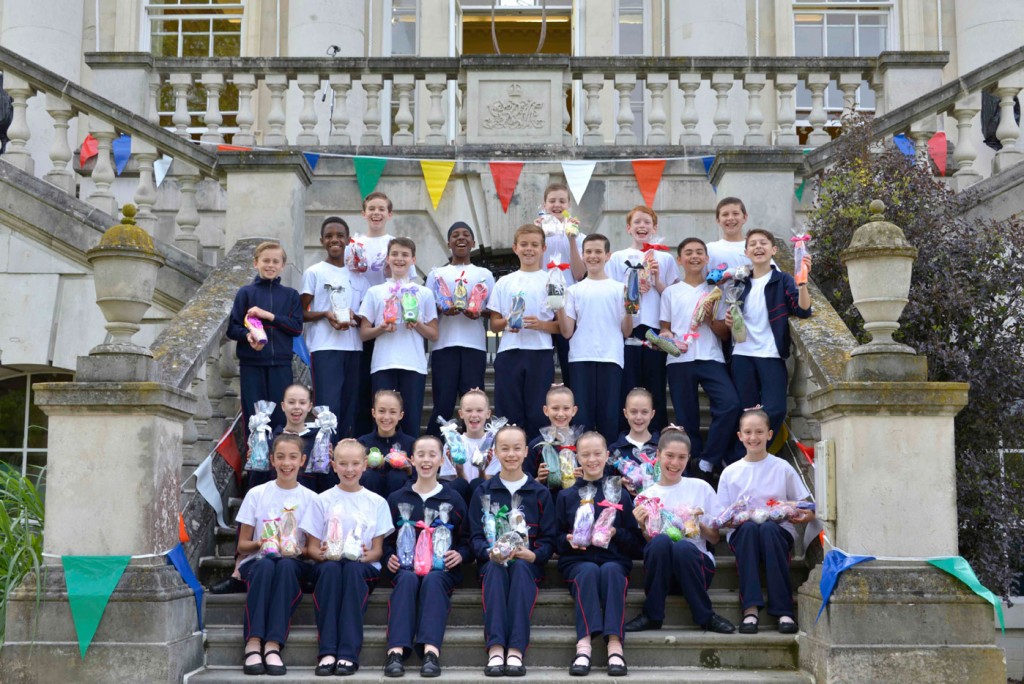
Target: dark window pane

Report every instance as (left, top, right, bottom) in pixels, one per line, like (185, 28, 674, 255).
(26, 374, 69, 449)
(0, 376, 27, 450)
(183, 34, 211, 57)
(214, 34, 241, 57)
(181, 19, 208, 33)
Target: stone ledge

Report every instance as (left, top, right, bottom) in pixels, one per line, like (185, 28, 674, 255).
(807, 381, 970, 419)
(215, 151, 313, 185)
(31, 381, 198, 418)
(709, 149, 806, 186)
(875, 50, 950, 71)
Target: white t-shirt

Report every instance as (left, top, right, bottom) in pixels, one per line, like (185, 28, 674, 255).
(425, 263, 496, 352)
(717, 455, 810, 541)
(488, 269, 555, 352)
(345, 233, 394, 288)
(236, 481, 318, 568)
(732, 272, 780, 358)
(659, 281, 726, 365)
(606, 248, 680, 329)
(299, 486, 395, 570)
(416, 483, 444, 502)
(706, 239, 776, 274)
(563, 277, 627, 367)
(500, 475, 529, 496)
(643, 479, 722, 563)
(301, 261, 369, 353)
(543, 232, 586, 287)
(445, 433, 491, 482)
(358, 281, 438, 374)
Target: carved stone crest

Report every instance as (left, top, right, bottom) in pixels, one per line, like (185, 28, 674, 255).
(482, 83, 545, 130)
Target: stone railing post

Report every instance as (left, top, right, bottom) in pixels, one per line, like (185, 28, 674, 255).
(645, 73, 669, 145)
(992, 76, 1024, 174)
(743, 73, 767, 145)
(172, 161, 202, 259)
(423, 73, 448, 145)
(951, 93, 983, 190)
(87, 120, 118, 216)
(581, 74, 605, 145)
(774, 73, 799, 146)
(232, 74, 258, 146)
(678, 72, 702, 146)
(328, 74, 353, 145)
(805, 72, 831, 146)
(44, 93, 76, 195)
(169, 73, 193, 137)
(3, 74, 36, 173)
(199, 72, 225, 144)
(613, 73, 637, 145)
(263, 74, 289, 146)
(392, 74, 416, 145)
(710, 72, 734, 145)
(295, 73, 321, 146)
(359, 74, 384, 146)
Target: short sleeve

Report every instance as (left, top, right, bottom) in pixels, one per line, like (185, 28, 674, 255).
(299, 497, 325, 540)
(487, 278, 507, 315)
(374, 497, 396, 538)
(659, 286, 672, 325)
(235, 489, 260, 528)
(357, 288, 377, 323)
(563, 284, 579, 322)
(661, 253, 680, 287)
(301, 268, 317, 296)
(419, 287, 438, 323)
(786, 463, 811, 501)
(699, 481, 723, 521)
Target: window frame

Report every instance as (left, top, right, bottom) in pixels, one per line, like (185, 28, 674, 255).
(0, 371, 73, 478)
(613, 0, 651, 143)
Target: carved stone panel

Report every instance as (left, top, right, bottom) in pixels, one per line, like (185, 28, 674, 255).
(466, 71, 566, 144)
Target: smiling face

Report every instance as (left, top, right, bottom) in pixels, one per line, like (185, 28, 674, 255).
(626, 210, 658, 247)
(744, 233, 778, 268)
(372, 394, 404, 436)
(677, 241, 710, 277)
(493, 428, 527, 477)
(544, 189, 571, 216)
(387, 244, 415, 279)
(513, 232, 545, 271)
(281, 386, 312, 428)
(321, 222, 350, 263)
(737, 413, 773, 458)
(576, 434, 609, 480)
(458, 393, 491, 437)
(581, 239, 611, 276)
(270, 439, 307, 485)
(657, 442, 690, 485)
(543, 391, 578, 429)
(412, 436, 443, 482)
(716, 202, 748, 241)
(448, 226, 475, 260)
(254, 247, 285, 280)
(623, 394, 654, 435)
(332, 442, 368, 491)
(362, 197, 392, 236)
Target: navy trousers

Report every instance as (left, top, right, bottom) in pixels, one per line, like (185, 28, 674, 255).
(571, 361, 623, 444)
(355, 340, 376, 436)
(239, 364, 292, 436)
(426, 346, 487, 437)
(667, 360, 743, 468)
(387, 569, 458, 655)
(239, 557, 312, 644)
(642, 535, 716, 626)
(493, 349, 554, 440)
(729, 522, 795, 617)
(621, 325, 667, 432)
(563, 560, 629, 641)
(310, 350, 362, 439)
(312, 560, 381, 662)
(553, 333, 572, 388)
(730, 355, 789, 437)
(480, 560, 543, 652)
(371, 369, 426, 437)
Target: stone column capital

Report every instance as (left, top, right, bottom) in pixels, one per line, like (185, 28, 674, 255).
(808, 381, 969, 422)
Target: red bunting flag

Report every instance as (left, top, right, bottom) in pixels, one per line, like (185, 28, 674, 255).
(215, 425, 243, 479)
(927, 132, 947, 176)
(79, 134, 98, 166)
(489, 161, 524, 213)
(178, 513, 190, 544)
(632, 159, 667, 207)
(217, 144, 252, 151)
(795, 440, 816, 465)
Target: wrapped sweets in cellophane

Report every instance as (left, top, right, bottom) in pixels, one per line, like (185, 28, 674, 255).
(611, 451, 646, 493)
(245, 315, 268, 344)
(507, 291, 526, 331)
(342, 513, 369, 561)
(367, 447, 384, 469)
(385, 446, 409, 470)
(324, 505, 345, 560)
(278, 505, 301, 557)
(538, 426, 565, 488)
(432, 503, 454, 570)
(493, 501, 511, 537)
(571, 483, 598, 547)
(325, 282, 352, 325)
(245, 400, 275, 471)
(433, 270, 454, 313)
(624, 261, 642, 314)
(401, 285, 420, 324)
(396, 503, 417, 569)
(660, 506, 704, 541)
(346, 235, 368, 272)
(791, 232, 811, 286)
(508, 494, 528, 536)
(545, 254, 568, 310)
(467, 280, 489, 316)
(453, 271, 469, 310)
(480, 494, 497, 546)
(438, 417, 468, 465)
(635, 494, 664, 538)
(306, 406, 336, 474)
(559, 426, 584, 490)
(635, 447, 661, 491)
(591, 477, 623, 549)
(709, 496, 751, 530)
(258, 518, 281, 558)
(382, 282, 401, 325)
(491, 531, 526, 566)
(414, 508, 437, 576)
(722, 278, 747, 343)
(641, 237, 669, 289)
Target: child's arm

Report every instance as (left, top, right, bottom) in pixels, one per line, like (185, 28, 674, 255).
(305, 534, 326, 562)
(532, 489, 559, 565)
(465, 488, 492, 564)
(568, 234, 586, 282)
(557, 307, 576, 339)
(360, 315, 395, 341)
(524, 317, 561, 334)
(489, 310, 509, 334)
(267, 289, 304, 336)
(710, 315, 730, 340)
(621, 311, 634, 338)
(300, 293, 330, 324)
(236, 523, 260, 555)
(783, 271, 813, 318)
(409, 317, 439, 341)
(226, 289, 250, 342)
(361, 534, 385, 564)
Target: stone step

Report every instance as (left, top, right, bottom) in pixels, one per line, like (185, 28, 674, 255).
(204, 588, 790, 630)
(203, 625, 801, 670)
(186, 665, 814, 683)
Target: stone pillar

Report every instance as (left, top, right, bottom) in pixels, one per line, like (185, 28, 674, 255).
(797, 202, 1005, 683)
(0, 206, 201, 684)
(709, 150, 804, 236)
(874, 52, 948, 134)
(220, 152, 312, 286)
(84, 53, 154, 114)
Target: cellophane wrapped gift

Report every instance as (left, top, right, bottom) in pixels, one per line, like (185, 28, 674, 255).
(326, 282, 352, 325)
(491, 531, 526, 566)
(722, 279, 747, 343)
(592, 477, 623, 549)
(539, 210, 564, 237)
(539, 426, 564, 488)
(346, 235, 368, 272)
(245, 315, 268, 344)
(642, 237, 668, 289)
(508, 290, 526, 331)
(342, 514, 369, 561)
(508, 493, 528, 536)
(467, 280, 489, 316)
(634, 446, 661, 491)
(397, 503, 417, 569)
(709, 496, 750, 530)
(791, 232, 811, 285)
(481, 494, 497, 546)
(493, 501, 511, 537)
(401, 285, 420, 324)
(453, 272, 470, 310)
(432, 503, 454, 570)
(382, 282, 401, 325)
(767, 499, 816, 523)
(438, 417, 468, 465)
(635, 494, 664, 538)
(624, 261, 642, 314)
(661, 505, 704, 541)
(258, 518, 281, 558)
(433, 270, 454, 313)
(545, 254, 567, 310)
(481, 417, 507, 477)
(559, 426, 584, 490)
(571, 483, 597, 547)
(307, 406, 336, 474)
(439, 445, 457, 480)
(367, 447, 384, 469)
(245, 400, 275, 471)
(385, 446, 409, 470)
(325, 504, 345, 560)
(278, 505, 301, 557)
(414, 508, 437, 576)
(611, 451, 646, 493)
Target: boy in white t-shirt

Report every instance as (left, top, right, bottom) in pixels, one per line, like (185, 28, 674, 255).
(359, 237, 438, 438)
(706, 197, 751, 272)
(660, 237, 743, 475)
(605, 206, 679, 433)
(624, 429, 735, 635)
(556, 233, 632, 443)
(425, 221, 495, 437)
(301, 217, 369, 438)
(301, 439, 395, 675)
(488, 224, 561, 438)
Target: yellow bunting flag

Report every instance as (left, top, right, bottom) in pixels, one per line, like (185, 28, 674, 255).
(420, 160, 456, 210)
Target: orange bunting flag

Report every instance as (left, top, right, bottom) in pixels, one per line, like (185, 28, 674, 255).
(179, 513, 190, 544)
(928, 132, 947, 176)
(489, 162, 524, 213)
(79, 134, 98, 166)
(217, 144, 253, 151)
(420, 160, 456, 210)
(632, 159, 667, 207)
(215, 427, 243, 479)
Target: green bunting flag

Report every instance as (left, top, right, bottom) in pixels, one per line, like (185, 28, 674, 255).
(795, 179, 806, 202)
(927, 556, 1005, 632)
(352, 156, 387, 198)
(63, 555, 131, 658)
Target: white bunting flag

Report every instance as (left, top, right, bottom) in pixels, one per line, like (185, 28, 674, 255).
(192, 454, 228, 528)
(561, 160, 597, 205)
(154, 155, 173, 188)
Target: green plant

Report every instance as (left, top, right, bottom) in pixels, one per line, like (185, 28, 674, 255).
(0, 464, 45, 650)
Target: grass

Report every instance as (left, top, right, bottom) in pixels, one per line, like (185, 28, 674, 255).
(0, 463, 45, 651)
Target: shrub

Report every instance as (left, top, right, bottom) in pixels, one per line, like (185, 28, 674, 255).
(0, 464, 45, 649)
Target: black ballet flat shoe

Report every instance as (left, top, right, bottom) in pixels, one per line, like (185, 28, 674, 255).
(420, 651, 442, 678)
(569, 653, 592, 676)
(334, 660, 359, 676)
(242, 650, 264, 676)
(212, 576, 247, 594)
(703, 613, 736, 634)
(606, 653, 628, 677)
(504, 654, 526, 677)
(738, 614, 760, 634)
(262, 649, 286, 676)
(624, 612, 662, 632)
(484, 654, 505, 677)
(314, 657, 337, 677)
(384, 651, 405, 677)
(778, 618, 799, 634)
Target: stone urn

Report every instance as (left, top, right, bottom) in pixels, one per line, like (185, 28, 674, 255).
(85, 204, 165, 356)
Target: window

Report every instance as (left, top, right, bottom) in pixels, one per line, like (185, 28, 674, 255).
(617, 0, 647, 141)
(390, 0, 418, 56)
(0, 372, 73, 480)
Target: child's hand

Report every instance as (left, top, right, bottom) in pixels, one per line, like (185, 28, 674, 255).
(791, 508, 816, 524)
(623, 480, 637, 496)
(443, 549, 463, 570)
(523, 316, 544, 330)
(537, 462, 550, 482)
(724, 310, 734, 328)
(463, 308, 481, 320)
(573, 466, 584, 479)
(701, 297, 716, 320)
(246, 332, 265, 351)
(633, 506, 648, 526)
(387, 555, 401, 573)
(379, 322, 397, 334)
(247, 306, 273, 321)
(358, 543, 370, 563)
(318, 541, 329, 562)
(647, 258, 660, 282)
(802, 254, 813, 276)
(513, 546, 536, 563)
(566, 533, 587, 551)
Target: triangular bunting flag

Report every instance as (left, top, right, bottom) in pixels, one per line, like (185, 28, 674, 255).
(817, 549, 875, 623)
(794, 440, 815, 465)
(353, 156, 387, 198)
(62, 555, 131, 658)
(112, 134, 132, 176)
(154, 155, 172, 188)
(701, 156, 717, 193)
(303, 152, 320, 171)
(927, 132, 947, 176)
(217, 144, 252, 151)
(489, 161, 524, 213)
(166, 543, 205, 631)
(293, 336, 311, 366)
(561, 160, 597, 205)
(79, 134, 98, 166)
(795, 179, 807, 202)
(632, 159, 666, 207)
(892, 134, 915, 157)
(420, 160, 456, 210)
(194, 454, 229, 528)
(178, 513, 190, 544)
(928, 556, 1005, 632)
(214, 422, 243, 480)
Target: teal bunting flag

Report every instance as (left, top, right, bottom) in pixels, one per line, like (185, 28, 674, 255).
(62, 555, 131, 658)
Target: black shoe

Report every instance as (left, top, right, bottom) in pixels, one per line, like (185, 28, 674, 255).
(484, 654, 505, 677)
(702, 613, 736, 634)
(569, 653, 591, 676)
(242, 650, 264, 676)
(384, 651, 405, 677)
(623, 612, 662, 632)
(420, 651, 441, 678)
(211, 576, 247, 594)
(314, 657, 336, 677)
(738, 614, 759, 634)
(262, 649, 286, 676)
(606, 653, 628, 677)
(778, 618, 799, 634)
(334, 661, 358, 676)
(504, 654, 526, 677)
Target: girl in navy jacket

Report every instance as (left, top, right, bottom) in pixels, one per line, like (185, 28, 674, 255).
(466, 425, 557, 677)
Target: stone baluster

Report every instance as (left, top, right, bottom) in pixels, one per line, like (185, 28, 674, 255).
(456, 74, 468, 145)
(204, 348, 227, 443)
(328, 74, 352, 145)
(169, 73, 192, 137)
(232, 74, 257, 146)
(806, 72, 831, 146)
(44, 94, 76, 195)
(992, 78, 1024, 173)
(199, 73, 225, 144)
(774, 73, 799, 145)
(132, 138, 159, 235)
(296, 73, 321, 146)
(181, 375, 200, 463)
(173, 162, 202, 258)
(909, 119, 937, 169)
(870, 73, 886, 116)
(191, 363, 214, 457)
(4, 75, 35, 173)
(360, 74, 384, 145)
(645, 73, 669, 145)
(710, 73, 734, 146)
(219, 340, 240, 421)
(581, 74, 604, 145)
(392, 74, 415, 145)
(614, 73, 637, 145)
(562, 73, 573, 145)
(147, 73, 162, 126)
(264, 74, 289, 146)
(743, 73, 767, 145)
(678, 72, 701, 146)
(87, 121, 118, 215)
(838, 72, 862, 119)
(424, 74, 448, 145)
(951, 94, 982, 191)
